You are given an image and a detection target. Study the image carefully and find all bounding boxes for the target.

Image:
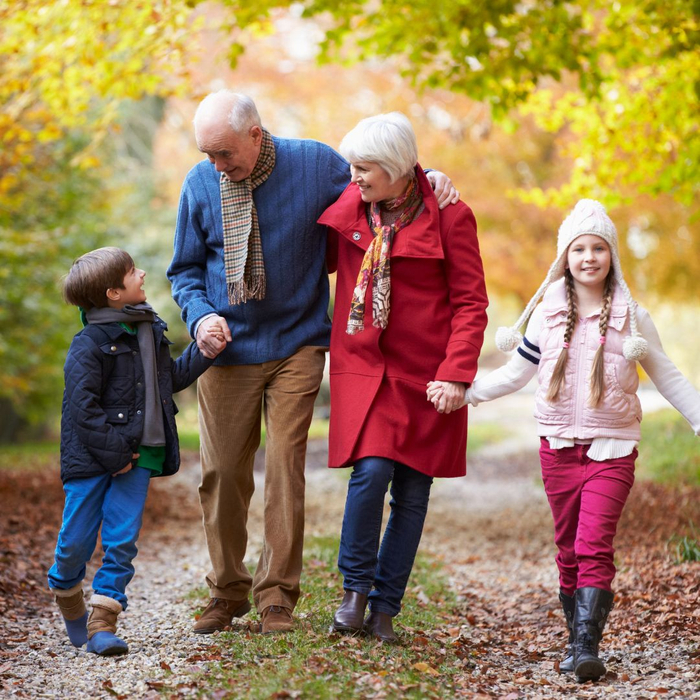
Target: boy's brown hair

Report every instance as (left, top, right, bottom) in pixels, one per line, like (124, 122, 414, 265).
(63, 247, 134, 310)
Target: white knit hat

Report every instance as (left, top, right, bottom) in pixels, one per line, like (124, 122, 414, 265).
(495, 199, 648, 361)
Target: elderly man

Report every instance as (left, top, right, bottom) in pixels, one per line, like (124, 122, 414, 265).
(168, 90, 457, 634)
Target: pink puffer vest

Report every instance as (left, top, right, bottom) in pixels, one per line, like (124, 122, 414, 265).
(534, 278, 642, 440)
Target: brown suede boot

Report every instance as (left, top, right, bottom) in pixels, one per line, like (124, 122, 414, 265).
(86, 594, 128, 656)
(193, 597, 252, 634)
(52, 583, 88, 647)
(53, 583, 87, 620)
(261, 605, 294, 634)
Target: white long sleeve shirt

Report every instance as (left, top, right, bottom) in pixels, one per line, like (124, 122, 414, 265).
(466, 304, 700, 461)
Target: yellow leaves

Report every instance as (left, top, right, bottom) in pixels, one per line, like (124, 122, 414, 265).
(35, 124, 63, 143)
(75, 155, 102, 170)
(412, 661, 440, 675)
(0, 173, 20, 195)
(0, 0, 196, 213)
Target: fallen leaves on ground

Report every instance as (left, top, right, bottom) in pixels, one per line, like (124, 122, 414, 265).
(1, 446, 698, 698)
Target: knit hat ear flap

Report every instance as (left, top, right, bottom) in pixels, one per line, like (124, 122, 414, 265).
(610, 248, 649, 360)
(495, 260, 560, 352)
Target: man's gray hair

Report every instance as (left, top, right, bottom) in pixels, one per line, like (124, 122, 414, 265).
(194, 90, 262, 134)
(339, 112, 418, 183)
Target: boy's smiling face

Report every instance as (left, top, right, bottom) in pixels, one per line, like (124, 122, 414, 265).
(107, 266, 147, 308)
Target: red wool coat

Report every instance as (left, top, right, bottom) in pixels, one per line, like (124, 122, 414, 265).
(319, 167, 489, 478)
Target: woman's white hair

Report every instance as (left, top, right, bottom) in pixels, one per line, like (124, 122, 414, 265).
(194, 90, 262, 134)
(339, 112, 418, 183)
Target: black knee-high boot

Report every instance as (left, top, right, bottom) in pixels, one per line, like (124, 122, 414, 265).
(558, 591, 575, 673)
(573, 587, 614, 682)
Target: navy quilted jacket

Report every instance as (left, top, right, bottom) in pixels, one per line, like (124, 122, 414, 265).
(60, 317, 211, 483)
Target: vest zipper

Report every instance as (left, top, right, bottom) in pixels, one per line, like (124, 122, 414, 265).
(573, 318, 588, 434)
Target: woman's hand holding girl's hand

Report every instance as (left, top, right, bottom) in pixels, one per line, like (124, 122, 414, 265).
(426, 380, 466, 414)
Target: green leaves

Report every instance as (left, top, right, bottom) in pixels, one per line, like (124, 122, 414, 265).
(0, 0, 196, 207)
(211, 0, 699, 207)
(214, 0, 594, 117)
(0, 1, 197, 431)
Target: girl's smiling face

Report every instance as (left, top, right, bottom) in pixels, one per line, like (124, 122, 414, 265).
(566, 235, 612, 291)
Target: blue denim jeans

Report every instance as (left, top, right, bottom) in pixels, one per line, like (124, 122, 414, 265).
(47, 467, 151, 609)
(337, 457, 433, 616)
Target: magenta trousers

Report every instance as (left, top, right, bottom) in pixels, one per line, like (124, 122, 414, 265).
(539, 438, 636, 595)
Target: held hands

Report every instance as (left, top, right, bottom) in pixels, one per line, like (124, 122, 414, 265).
(113, 453, 140, 477)
(425, 171, 460, 210)
(196, 316, 232, 359)
(426, 380, 466, 414)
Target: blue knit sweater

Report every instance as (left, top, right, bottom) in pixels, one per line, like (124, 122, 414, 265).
(168, 137, 350, 365)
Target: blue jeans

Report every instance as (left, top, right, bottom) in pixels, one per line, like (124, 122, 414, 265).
(47, 467, 151, 609)
(338, 457, 433, 616)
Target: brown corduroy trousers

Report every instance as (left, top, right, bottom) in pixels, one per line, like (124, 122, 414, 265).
(197, 345, 326, 612)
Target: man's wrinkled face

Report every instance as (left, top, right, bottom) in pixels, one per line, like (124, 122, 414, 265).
(196, 122, 263, 182)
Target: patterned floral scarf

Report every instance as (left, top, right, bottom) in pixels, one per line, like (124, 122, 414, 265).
(347, 175, 423, 334)
(220, 128, 276, 305)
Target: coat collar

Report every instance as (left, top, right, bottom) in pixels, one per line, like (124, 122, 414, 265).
(318, 164, 445, 259)
(82, 317, 166, 341)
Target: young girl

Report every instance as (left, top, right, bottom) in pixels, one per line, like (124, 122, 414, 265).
(427, 199, 700, 682)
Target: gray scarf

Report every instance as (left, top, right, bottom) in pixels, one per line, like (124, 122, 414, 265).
(85, 303, 166, 447)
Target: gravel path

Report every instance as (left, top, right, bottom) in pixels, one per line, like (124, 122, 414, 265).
(2, 394, 698, 698)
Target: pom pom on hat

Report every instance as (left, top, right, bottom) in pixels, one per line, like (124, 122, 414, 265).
(622, 335, 649, 361)
(495, 326, 523, 352)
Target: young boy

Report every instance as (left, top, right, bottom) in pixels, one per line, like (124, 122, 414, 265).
(48, 247, 223, 656)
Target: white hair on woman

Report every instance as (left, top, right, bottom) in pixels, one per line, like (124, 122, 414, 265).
(193, 90, 262, 134)
(339, 112, 418, 183)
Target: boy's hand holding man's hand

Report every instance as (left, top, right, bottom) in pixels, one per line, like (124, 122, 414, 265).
(196, 316, 232, 359)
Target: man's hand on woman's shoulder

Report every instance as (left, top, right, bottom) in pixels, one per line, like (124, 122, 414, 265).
(425, 171, 460, 210)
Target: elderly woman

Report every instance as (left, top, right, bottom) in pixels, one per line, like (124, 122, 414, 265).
(318, 113, 489, 642)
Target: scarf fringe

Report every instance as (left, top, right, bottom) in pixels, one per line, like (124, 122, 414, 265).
(227, 275, 267, 305)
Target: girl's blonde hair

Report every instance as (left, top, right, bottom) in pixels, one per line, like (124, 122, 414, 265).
(546, 268, 615, 407)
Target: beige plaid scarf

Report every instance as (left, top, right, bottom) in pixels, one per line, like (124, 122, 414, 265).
(220, 128, 276, 305)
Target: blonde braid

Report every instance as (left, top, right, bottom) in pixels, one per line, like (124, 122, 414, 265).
(546, 270, 578, 403)
(589, 272, 614, 407)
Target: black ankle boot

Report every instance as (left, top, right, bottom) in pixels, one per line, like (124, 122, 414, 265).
(332, 591, 368, 633)
(573, 587, 614, 682)
(558, 591, 575, 673)
(363, 611, 398, 643)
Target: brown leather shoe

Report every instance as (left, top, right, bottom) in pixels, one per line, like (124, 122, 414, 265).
(364, 611, 398, 643)
(261, 605, 294, 634)
(332, 591, 368, 633)
(193, 597, 251, 634)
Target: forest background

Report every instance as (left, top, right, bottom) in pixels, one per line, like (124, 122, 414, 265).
(1, 3, 699, 697)
(1, 0, 699, 440)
